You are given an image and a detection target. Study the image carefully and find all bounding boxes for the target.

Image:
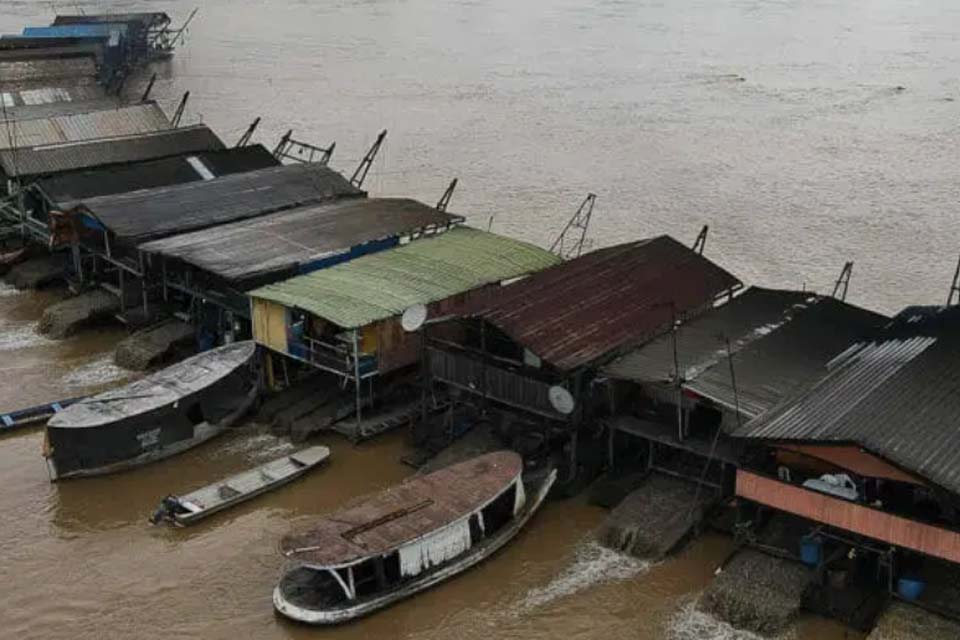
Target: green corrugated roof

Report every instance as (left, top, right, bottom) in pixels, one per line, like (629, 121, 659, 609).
(250, 226, 560, 329)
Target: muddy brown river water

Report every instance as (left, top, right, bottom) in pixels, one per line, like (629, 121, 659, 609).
(3, 0, 958, 637)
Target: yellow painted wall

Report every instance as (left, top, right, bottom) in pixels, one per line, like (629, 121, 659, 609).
(251, 298, 288, 353)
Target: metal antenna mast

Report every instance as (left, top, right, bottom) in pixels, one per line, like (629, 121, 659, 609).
(236, 117, 261, 148)
(171, 91, 190, 127)
(550, 193, 597, 260)
(692, 225, 709, 254)
(350, 129, 387, 189)
(947, 253, 960, 306)
(436, 178, 458, 212)
(831, 261, 854, 301)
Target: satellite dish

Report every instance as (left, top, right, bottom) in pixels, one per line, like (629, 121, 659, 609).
(548, 385, 576, 415)
(401, 304, 428, 332)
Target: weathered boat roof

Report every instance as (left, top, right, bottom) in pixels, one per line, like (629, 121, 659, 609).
(281, 451, 522, 568)
(48, 341, 255, 429)
(0, 56, 97, 83)
(0, 99, 125, 123)
(53, 13, 171, 27)
(0, 83, 105, 109)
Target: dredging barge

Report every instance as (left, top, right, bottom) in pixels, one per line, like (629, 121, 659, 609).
(274, 451, 556, 624)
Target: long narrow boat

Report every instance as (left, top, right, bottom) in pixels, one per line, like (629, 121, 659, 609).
(44, 341, 259, 481)
(151, 445, 331, 526)
(273, 451, 556, 625)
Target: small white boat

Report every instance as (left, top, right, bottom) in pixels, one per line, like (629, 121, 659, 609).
(150, 446, 330, 526)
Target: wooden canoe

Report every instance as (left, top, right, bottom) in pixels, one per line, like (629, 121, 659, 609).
(151, 446, 330, 526)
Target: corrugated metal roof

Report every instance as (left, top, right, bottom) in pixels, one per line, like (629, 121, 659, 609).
(0, 102, 170, 151)
(732, 305, 960, 494)
(684, 295, 887, 420)
(0, 98, 123, 122)
(140, 198, 464, 286)
(0, 125, 222, 178)
(0, 56, 96, 82)
(73, 163, 363, 244)
(38, 144, 279, 203)
(0, 83, 105, 107)
(603, 288, 817, 384)
(251, 227, 561, 329)
(460, 236, 742, 372)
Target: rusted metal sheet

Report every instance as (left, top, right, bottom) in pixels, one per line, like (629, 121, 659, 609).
(461, 235, 741, 372)
(280, 451, 521, 567)
(733, 305, 960, 496)
(0, 102, 170, 151)
(736, 470, 960, 564)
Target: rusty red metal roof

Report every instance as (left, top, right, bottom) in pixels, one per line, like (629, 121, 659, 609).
(280, 451, 522, 568)
(463, 235, 741, 372)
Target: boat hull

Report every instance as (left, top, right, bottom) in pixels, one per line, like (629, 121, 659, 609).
(171, 447, 331, 526)
(273, 467, 557, 625)
(46, 369, 257, 481)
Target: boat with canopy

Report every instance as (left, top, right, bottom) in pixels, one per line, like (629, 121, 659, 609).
(273, 450, 555, 624)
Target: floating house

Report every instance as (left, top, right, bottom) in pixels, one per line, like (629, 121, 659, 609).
(599, 287, 887, 488)
(730, 305, 960, 620)
(51, 12, 179, 60)
(422, 235, 741, 482)
(50, 163, 363, 323)
(249, 226, 560, 434)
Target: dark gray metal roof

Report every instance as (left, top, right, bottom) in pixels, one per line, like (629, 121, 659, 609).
(139, 198, 462, 286)
(602, 287, 819, 384)
(74, 163, 365, 245)
(687, 296, 888, 420)
(0, 125, 224, 178)
(0, 43, 103, 62)
(732, 305, 960, 494)
(38, 144, 279, 203)
(603, 287, 888, 420)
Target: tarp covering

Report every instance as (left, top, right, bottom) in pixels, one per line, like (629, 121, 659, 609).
(250, 226, 560, 329)
(71, 163, 362, 244)
(398, 518, 472, 577)
(139, 197, 462, 286)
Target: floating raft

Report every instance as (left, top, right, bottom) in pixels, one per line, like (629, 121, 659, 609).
(0, 397, 82, 431)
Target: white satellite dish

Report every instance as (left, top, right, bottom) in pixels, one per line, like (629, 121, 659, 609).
(548, 385, 576, 415)
(401, 303, 429, 332)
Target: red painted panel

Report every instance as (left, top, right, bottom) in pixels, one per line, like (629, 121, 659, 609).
(736, 470, 960, 564)
(776, 444, 923, 485)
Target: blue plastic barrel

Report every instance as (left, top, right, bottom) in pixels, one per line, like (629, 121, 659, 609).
(800, 535, 822, 566)
(897, 577, 926, 601)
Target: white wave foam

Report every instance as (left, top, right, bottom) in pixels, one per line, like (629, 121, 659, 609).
(61, 354, 131, 388)
(668, 598, 788, 640)
(0, 282, 23, 297)
(0, 323, 48, 352)
(515, 540, 650, 612)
